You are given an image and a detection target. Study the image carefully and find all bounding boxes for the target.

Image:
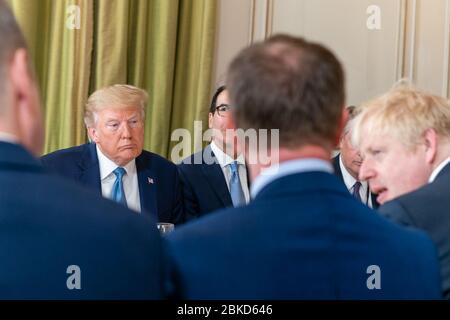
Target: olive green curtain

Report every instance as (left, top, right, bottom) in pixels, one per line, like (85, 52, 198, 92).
(8, 0, 217, 158)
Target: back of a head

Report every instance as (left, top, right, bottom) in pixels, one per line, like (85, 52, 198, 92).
(227, 34, 345, 149)
(0, 0, 27, 105)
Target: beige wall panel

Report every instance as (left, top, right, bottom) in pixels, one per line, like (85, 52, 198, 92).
(411, 0, 447, 95)
(272, 0, 402, 106)
(213, 0, 253, 87)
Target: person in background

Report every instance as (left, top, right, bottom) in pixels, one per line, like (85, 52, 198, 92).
(332, 105, 378, 208)
(177, 85, 250, 221)
(41, 84, 184, 225)
(353, 83, 450, 298)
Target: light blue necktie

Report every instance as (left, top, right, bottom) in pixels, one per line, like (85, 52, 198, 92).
(229, 161, 246, 207)
(111, 167, 128, 207)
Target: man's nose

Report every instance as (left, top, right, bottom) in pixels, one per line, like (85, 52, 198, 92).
(359, 159, 374, 182)
(121, 123, 132, 138)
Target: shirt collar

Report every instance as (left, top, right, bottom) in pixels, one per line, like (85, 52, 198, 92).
(251, 158, 333, 198)
(210, 141, 245, 167)
(96, 145, 136, 180)
(429, 156, 450, 183)
(0, 132, 20, 145)
(339, 154, 368, 191)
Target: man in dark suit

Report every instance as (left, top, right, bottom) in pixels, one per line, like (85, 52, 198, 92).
(178, 86, 250, 220)
(332, 106, 379, 209)
(41, 85, 183, 225)
(0, 1, 164, 299)
(354, 84, 450, 298)
(165, 35, 441, 299)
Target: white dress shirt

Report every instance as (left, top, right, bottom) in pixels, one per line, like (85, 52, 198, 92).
(251, 158, 333, 198)
(0, 132, 19, 144)
(96, 145, 141, 213)
(210, 141, 250, 203)
(429, 156, 450, 183)
(339, 155, 373, 208)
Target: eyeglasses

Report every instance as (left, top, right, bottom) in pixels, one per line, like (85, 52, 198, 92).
(214, 104, 231, 117)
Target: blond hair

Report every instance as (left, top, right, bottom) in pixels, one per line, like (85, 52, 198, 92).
(84, 84, 148, 127)
(352, 81, 450, 151)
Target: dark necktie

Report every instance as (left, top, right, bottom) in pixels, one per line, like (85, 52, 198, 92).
(352, 181, 362, 202)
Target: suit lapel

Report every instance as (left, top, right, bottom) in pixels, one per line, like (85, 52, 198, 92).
(136, 153, 158, 220)
(201, 145, 232, 206)
(332, 155, 344, 182)
(78, 143, 102, 194)
(371, 192, 379, 209)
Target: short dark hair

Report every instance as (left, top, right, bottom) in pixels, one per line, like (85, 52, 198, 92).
(227, 34, 345, 149)
(209, 85, 226, 114)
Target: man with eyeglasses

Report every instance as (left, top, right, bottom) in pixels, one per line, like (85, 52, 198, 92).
(178, 86, 250, 220)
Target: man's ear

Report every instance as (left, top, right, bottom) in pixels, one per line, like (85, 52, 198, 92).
(9, 48, 33, 102)
(208, 112, 213, 129)
(334, 107, 348, 148)
(9, 48, 44, 156)
(424, 128, 438, 164)
(87, 126, 99, 143)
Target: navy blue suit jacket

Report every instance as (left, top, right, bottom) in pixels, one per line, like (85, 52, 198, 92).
(332, 155, 379, 209)
(41, 143, 184, 224)
(178, 145, 249, 221)
(379, 162, 450, 299)
(0, 142, 164, 299)
(166, 170, 441, 299)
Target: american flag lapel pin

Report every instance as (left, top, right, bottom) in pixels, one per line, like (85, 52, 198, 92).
(148, 177, 154, 184)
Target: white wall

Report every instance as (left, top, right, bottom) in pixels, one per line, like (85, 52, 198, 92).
(213, 0, 450, 104)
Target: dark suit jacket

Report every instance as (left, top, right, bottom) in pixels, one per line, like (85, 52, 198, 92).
(332, 155, 379, 209)
(41, 143, 183, 224)
(379, 162, 450, 299)
(177, 144, 250, 221)
(0, 141, 164, 299)
(166, 170, 441, 299)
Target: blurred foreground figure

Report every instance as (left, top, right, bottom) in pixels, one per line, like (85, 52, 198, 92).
(0, 0, 164, 299)
(165, 35, 441, 299)
(354, 83, 450, 298)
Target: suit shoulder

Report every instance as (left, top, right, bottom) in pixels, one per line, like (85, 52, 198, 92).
(140, 150, 176, 169)
(178, 149, 205, 165)
(41, 144, 89, 163)
(381, 182, 442, 223)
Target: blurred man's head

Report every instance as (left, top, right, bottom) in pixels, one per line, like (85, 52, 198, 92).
(208, 86, 238, 156)
(227, 34, 345, 176)
(85, 84, 147, 167)
(339, 106, 363, 179)
(353, 83, 450, 204)
(0, 0, 43, 155)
